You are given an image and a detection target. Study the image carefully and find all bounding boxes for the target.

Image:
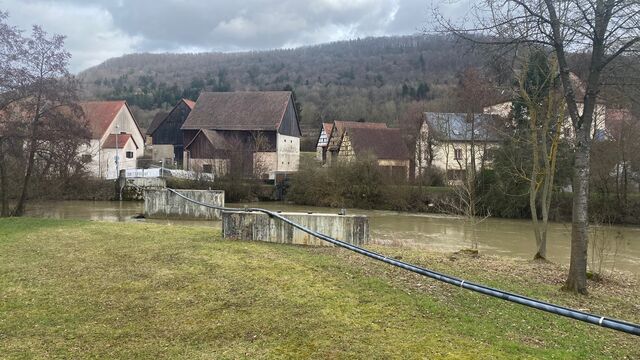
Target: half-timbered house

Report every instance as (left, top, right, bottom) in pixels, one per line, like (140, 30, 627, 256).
(325, 121, 388, 165)
(336, 127, 411, 179)
(315, 122, 334, 163)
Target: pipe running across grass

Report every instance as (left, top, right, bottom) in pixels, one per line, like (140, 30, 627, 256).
(167, 188, 640, 337)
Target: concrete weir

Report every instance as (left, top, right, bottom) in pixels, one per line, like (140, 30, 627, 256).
(222, 211, 369, 246)
(144, 189, 225, 220)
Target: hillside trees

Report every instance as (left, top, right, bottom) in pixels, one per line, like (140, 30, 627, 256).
(79, 36, 487, 130)
(437, 0, 640, 294)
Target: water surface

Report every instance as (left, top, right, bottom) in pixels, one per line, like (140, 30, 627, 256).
(25, 200, 640, 276)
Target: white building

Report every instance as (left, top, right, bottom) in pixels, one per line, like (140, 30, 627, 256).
(483, 100, 608, 140)
(415, 112, 500, 184)
(79, 101, 145, 179)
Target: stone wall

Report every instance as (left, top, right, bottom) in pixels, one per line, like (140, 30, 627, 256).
(222, 211, 369, 246)
(123, 178, 166, 201)
(144, 189, 225, 220)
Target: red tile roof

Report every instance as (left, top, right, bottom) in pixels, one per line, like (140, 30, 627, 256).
(81, 100, 144, 143)
(80, 101, 126, 139)
(327, 121, 388, 151)
(332, 120, 387, 133)
(322, 122, 334, 136)
(345, 127, 409, 160)
(102, 133, 138, 149)
(183, 99, 196, 110)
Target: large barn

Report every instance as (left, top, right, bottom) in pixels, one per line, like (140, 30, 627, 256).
(146, 98, 195, 165)
(181, 91, 301, 179)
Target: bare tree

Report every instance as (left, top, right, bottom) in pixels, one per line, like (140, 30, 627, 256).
(436, 0, 640, 294)
(513, 52, 567, 260)
(399, 101, 429, 179)
(13, 26, 79, 216)
(0, 13, 85, 216)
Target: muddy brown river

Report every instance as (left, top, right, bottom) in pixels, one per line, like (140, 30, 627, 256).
(25, 200, 640, 276)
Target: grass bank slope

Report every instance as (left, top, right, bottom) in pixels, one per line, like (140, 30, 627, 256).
(0, 219, 637, 359)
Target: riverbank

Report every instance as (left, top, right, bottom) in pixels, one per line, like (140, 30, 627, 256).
(1, 218, 637, 358)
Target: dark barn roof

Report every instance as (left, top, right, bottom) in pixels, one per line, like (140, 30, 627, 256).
(346, 127, 409, 160)
(147, 111, 169, 136)
(147, 99, 195, 136)
(185, 129, 232, 150)
(181, 91, 294, 132)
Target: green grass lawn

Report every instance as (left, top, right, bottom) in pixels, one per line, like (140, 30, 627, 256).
(0, 218, 638, 359)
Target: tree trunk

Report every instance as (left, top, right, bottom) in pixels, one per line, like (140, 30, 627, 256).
(564, 135, 591, 294)
(0, 139, 9, 217)
(13, 132, 37, 216)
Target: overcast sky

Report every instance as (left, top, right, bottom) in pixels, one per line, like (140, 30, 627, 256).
(0, 0, 471, 73)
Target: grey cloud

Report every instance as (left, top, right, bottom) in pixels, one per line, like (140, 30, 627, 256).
(1, 0, 468, 72)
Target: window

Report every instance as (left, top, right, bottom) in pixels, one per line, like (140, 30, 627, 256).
(202, 164, 213, 173)
(454, 149, 463, 160)
(81, 154, 92, 163)
(126, 151, 134, 159)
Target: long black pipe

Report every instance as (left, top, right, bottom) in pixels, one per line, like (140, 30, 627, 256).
(167, 188, 640, 336)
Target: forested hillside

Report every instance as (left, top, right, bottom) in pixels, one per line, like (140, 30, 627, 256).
(79, 35, 499, 138)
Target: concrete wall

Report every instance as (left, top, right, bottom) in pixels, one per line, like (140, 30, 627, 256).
(222, 211, 369, 246)
(150, 144, 175, 162)
(123, 178, 166, 201)
(144, 189, 225, 220)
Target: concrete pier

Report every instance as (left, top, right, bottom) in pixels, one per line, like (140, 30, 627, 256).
(222, 211, 369, 246)
(144, 189, 225, 220)
(123, 178, 166, 201)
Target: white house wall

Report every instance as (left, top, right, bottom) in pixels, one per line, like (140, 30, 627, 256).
(276, 133, 300, 173)
(430, 141, 499, 172)
(103, 106, 145, 158)
(79, 140, 102, 177)
(80, 104, 146, 178)
(100, 140, 139, 179)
